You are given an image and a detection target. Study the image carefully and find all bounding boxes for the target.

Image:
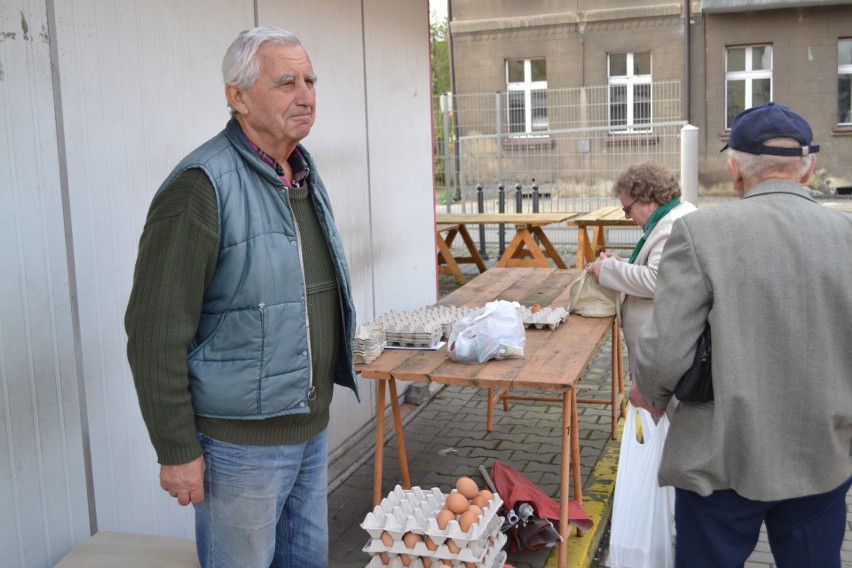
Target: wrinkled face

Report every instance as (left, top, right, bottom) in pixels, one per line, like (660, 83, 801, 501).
(227, 43, 316, 157)
(619, 193, 657, 229)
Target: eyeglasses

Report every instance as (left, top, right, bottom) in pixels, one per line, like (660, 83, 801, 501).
(622, 199, 639, 214)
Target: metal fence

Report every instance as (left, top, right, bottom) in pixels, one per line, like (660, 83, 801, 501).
(434, 80, 687, 250)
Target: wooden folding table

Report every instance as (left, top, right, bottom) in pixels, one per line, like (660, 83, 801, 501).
(355, 267, 625, 568)
(435, 212, 578, 274)
(568, 206, 636, 268)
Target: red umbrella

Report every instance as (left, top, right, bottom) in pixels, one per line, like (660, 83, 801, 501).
(489, 461, 593, 552)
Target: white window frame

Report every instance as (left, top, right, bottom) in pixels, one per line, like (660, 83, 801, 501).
(725, 44, 773, 129)
(608, 52, 653, 134)
(506, 58, 548, 136)
(839, 39, 852, 125)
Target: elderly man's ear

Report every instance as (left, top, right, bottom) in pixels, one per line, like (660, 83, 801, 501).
(800, 155, 817, 184)
(726, 157, 746, 197)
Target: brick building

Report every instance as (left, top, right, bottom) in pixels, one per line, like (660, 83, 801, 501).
(447, 0, 852, 193)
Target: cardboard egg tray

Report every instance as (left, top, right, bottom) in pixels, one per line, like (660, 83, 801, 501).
(353, 325, 387, 364)
(517, 306, 569, 329)
(366, 307, 477, 346)
(363, 544, 507, 568)
(360, 485, 506, 566)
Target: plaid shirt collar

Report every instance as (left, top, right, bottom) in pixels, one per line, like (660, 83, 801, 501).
(246, 138, 310, 188)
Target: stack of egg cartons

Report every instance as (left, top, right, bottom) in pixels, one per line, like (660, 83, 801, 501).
(360, 484, 507, 567)
(353, 325, 387, 364)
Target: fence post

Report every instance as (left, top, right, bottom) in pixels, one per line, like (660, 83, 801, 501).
(680, 124, 699, 205)
(532, 180, 540, 213)
(498, 184, 506, 255)
(495, 92, 504, 189)
(476, 184, 488, 259)
(514, 183, 523, 213)
(441, 93, 453, 212)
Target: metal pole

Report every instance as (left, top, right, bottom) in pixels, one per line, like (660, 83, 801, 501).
(514, 183, 523, 213)
(476, 184, 488, 259)
(498, 184, 506, 255)
(441, 93, 452, 212)
(495, 92, 504, 189)
(532, 180, 540, 213)
(680, 124, 699, 205)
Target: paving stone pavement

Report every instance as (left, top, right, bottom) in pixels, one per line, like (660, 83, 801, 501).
(328, 243, 852, 568)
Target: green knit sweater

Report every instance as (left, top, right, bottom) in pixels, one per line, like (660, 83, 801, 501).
(125, 168, 341, 465)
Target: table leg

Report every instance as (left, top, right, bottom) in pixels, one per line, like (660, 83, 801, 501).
(575, 227, 592, 268)
(558, 389, 572, 568)
(591, 225, 606, 258)
(436, 230, 467, 285)
(387, 378, 411, 490)
(496, 228, 550, 268)
(532, 226, 568, 269)
(373, 379, 386, 507)
(456, 224, 487, 273)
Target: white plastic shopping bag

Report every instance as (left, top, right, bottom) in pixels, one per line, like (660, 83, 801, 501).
(608, 404, 676, 568)
(448, 300, 525, 364)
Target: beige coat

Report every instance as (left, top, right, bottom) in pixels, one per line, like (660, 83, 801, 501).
(598, 201, 696, 377)
(635, 180, 852, 501)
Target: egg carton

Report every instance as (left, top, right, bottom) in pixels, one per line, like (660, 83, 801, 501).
(361, 486, 445, 540)
(517, 306, 569, 329)
(364, 534, 507, 568)
(360, 486, 504, 549)
(353, 325, 386, 364)
(367, 306, 478, 344)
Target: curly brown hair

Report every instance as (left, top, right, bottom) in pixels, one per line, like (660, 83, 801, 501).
(612, 162, 681, 206)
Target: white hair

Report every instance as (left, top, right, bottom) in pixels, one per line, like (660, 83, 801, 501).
(727, 137, 814, 186)
(222, 27, 302, 114)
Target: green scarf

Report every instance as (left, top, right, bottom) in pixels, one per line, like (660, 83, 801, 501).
(628, 197, 681, 263)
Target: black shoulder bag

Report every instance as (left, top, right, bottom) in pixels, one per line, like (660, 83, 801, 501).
(673, 324, 713, 402)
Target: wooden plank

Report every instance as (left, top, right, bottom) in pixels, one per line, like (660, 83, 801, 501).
(436, 212, 577, 226)
(437, 267, 537, 307)
(389, 347, 454, 383)
(515, 269, 580, 307)
(512, 316, 611, 391)
(356, 349, 418, 380)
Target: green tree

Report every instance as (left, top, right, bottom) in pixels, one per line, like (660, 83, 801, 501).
(431, 14, 452, 194)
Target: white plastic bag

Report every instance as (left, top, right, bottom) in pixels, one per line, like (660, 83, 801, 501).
(448, 300, 525, 364)
(609, 404, 676, 568)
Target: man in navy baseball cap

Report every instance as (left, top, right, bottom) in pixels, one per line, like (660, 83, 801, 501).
(634, 98, 852, 568)
(721, 102, 819, 156)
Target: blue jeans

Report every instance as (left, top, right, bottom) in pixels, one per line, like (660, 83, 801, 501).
(674, 475, 852, 568)
(194, 430, 329, 568)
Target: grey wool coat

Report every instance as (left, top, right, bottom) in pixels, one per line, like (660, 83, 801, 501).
(635, 179, 852, 501)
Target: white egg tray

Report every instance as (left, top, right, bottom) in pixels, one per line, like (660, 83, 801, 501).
(367, 306, 478, 345)
(517, 306, 569, 329)
(353, 325, 386, 364)
(360, 485, 505, 564)
(364, 541, 507, 568)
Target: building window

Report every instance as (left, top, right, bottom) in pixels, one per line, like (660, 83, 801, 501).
(726, 45, 772, 129)
(608, 52, 652, 133)
(839, 39, 852, 125)
(506, 58, 547, 134)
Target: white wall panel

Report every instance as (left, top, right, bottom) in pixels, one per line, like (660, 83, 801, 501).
(0, 0, 91, 566)
(53, 0, 254, 539)
(363, 0, 437, 315)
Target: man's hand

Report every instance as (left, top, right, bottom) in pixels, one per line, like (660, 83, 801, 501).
(160, 455, 205, 506)
(628, 386, 665, 421)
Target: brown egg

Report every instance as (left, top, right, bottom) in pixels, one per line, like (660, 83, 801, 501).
(380, 531, 394, 547)
(446, 538, 461, 553)
(471, 493, 489, 509)
(402, 531, 422, 550)
(467, 504, 483, 518)
(458, 509, 479, 532)
(477, 488, 494, 503)
(400, 553, 412, 567)
(379, 551, 390, 565)
(436, 507, 455, 529)
(425, 535, 439, 551)
(445, 491, 469, 514)
(455, 476, 479, 499)
(422, 558, 433, 568)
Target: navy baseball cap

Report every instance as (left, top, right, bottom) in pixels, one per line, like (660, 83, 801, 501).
(721, 102, 819, 156)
